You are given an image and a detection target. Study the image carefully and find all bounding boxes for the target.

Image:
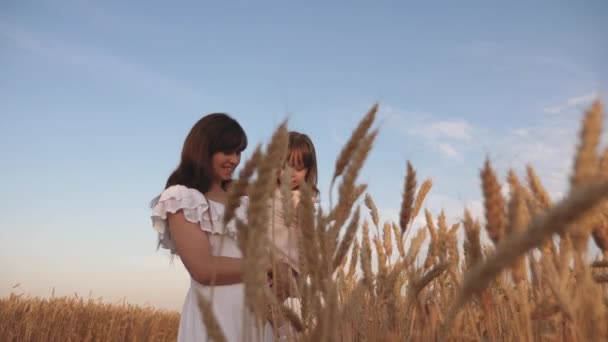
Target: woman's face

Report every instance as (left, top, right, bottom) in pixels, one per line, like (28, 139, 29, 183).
(211, 151, 241, 181)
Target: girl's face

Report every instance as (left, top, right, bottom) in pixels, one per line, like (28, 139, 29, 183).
(211, 151, 241, 181)
(285, 150, 308, 190)
(291, 165, 308, 189)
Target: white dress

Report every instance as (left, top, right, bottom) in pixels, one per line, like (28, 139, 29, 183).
(151, 185, 266, 342)
(268, 189, 301, 273)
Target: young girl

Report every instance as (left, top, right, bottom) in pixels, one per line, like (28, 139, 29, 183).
(151, 113, 267, 342)
(265, 131, 319, 338)
(268, 131, 319, 275)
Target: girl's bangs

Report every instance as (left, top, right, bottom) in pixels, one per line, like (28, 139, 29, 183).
(287, 145, 313, 169)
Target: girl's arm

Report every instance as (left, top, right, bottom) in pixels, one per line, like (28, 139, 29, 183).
(167, 210, 243, 285)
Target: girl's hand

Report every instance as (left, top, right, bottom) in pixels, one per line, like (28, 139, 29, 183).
(267, 261, 296, 301)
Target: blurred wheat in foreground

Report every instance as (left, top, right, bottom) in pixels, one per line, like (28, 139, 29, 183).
(0, 293, 179, 342)
(226, 100, 608, 342)
(3, 101, 608, 342)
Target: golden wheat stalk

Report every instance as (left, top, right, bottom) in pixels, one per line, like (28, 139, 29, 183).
(446, 226, 460, 267)
(360, 220, 374, 290)
(382, 222, 393, 262)
(298, 180, 318, 281)
(224, 144, 262, 226)
(333, 207, 361, 271)
(594, 274, 608, 283)
(404, 227, 427, 267)
(592, 221, 608, 258)
(279, 165, 295, 228)
(445, 180, 608, 330)
(424, 209, 438, 268)
(399, 161, 417, 234)
(347, 238, 360, 278)
(507, 169, 522, 191)
(412, 178, 433, 225)
(242, 122, 289, 318)
(591, 260, 608, 267)
(330, 129, 378, 236)
(526, 165, 552, 209)
(570, 100, 602, 189)
(331, 103, 378, 185)
(392, 222, 406, 258)
(196, 292, 227, 342)
(408, 262, 449, 303)
(462, 208, 482, 270)
(374, 235, 388, 277)
(505, 186, 530, 285)
(481, 159, 506, 244)
(569, 100, 603, 255)
(364, 193, 380, 231)
(599, 147, 608, 177)
(262, 286, 304, 333)
(593, 148, 608, 257)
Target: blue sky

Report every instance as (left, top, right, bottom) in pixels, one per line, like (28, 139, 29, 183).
(1, 1, 607, 309)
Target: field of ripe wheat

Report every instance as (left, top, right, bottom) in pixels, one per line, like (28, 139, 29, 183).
(2, 101, 608, 342)
(0, 293, 180, 341)
(230, 100, 608, 341)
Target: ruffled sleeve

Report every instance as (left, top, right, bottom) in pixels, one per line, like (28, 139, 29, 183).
(151, 185, 229, 252)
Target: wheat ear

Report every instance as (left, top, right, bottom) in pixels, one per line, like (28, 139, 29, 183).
(399, 161, 417, 233)
(462, 209, 482, 270)
(196, 292, 227, 342)
(412, 178, 433, 224)
(569, 100, 603, 254)
(332, 207, 361, 271)
(331, 103, 378, 184)
(445, 180, 608, 329)
(526, 165, 552, 209)
(242, 122, 289, 318)
(364, 193, 380, 233)
(481, 158, 506, 244)
(224, 145, 262, 226)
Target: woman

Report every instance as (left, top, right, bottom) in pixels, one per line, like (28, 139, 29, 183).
(151, 113, 269, 341)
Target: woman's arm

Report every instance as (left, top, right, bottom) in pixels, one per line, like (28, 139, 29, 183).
(167, 210, 243, 286)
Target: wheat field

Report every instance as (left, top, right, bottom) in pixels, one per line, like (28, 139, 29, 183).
(0, 292, 180, 341)
(2, 101, 608, 341)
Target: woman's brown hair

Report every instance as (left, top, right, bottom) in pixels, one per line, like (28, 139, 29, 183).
(165, 113, 247, 194)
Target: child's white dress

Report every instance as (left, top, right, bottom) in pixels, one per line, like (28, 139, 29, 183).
(265, 189, 306, 341)
(268, 189, 301, 273)
(152, 185, 264, 342)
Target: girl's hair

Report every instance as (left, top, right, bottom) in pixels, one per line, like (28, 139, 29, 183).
(286, 131, 320, 197)
(164, 113, 247, 194)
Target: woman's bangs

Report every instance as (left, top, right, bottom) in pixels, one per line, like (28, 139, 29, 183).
(214, 125, 248, 153)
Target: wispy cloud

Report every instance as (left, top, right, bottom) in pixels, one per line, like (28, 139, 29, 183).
(0, 22, 201, 100)
(387, 108, 474, 161)
(543, 92, 599, 114)
(531, 55, 596, 82)
(438, 142, 463, 160)
(407, 119, 473, 141)
(458, 41, 597, 82)
(385, 93, 603, 223)
(377, 94, 602, 256)
(378, 195, 481, 234)
(512, 128, 529, 137)
(479, 94, 608, 198)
